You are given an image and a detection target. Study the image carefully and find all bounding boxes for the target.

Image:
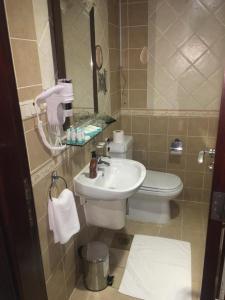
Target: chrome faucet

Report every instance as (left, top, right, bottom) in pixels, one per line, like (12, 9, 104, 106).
(96, 139, 111, 158)
(97, 157, 110, 166)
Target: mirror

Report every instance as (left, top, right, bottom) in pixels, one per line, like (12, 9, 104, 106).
(48, 0, 111, 115)
(60, 0, 94, 113)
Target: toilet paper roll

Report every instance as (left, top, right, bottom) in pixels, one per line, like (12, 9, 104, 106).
(113, 130, 124, 143)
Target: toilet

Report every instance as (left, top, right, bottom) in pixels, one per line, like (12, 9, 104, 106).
(109, 136, 183, 224)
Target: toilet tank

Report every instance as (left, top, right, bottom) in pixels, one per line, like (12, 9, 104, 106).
(109, 135, 133, 159)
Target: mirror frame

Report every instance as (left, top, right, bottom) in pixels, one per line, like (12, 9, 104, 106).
(47, 0, 98, 113)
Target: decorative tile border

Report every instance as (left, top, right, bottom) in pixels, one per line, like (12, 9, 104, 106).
(30, 147, 73, 186)
(121, 109, 219, 118)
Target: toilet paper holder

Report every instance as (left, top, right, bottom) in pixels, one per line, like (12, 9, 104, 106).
(170, 139, 183, 155)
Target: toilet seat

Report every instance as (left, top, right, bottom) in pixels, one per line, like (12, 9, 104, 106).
(139, 170, 183, 197)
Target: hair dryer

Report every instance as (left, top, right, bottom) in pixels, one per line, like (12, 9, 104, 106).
(34, 80, 73, 154)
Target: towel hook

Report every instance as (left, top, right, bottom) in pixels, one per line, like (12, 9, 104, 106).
(49, 171, 68, 201)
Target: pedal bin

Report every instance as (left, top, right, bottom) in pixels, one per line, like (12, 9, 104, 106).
(81, 241, 109, 291)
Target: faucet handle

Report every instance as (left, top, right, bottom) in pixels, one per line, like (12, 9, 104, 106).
(198, 150, 205, 164)
(198, 148, 215, 164)
(96, 141, 111, 157)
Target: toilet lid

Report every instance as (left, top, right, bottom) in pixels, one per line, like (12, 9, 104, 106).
(141, 170, 182, 191)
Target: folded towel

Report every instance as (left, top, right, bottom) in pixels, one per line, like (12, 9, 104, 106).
(48, 188, 80, 244)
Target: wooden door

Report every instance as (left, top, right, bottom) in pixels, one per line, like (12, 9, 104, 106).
(0, 2, 47, 300)
(201, 71, 225, 300)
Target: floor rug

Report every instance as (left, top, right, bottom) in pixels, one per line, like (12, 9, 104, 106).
(119, 235, 192, 300)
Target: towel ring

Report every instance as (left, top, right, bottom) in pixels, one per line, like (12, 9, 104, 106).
(49, 171, 68, 201)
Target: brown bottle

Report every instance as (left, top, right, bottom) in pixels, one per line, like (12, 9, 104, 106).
(89, 151, 97, 178)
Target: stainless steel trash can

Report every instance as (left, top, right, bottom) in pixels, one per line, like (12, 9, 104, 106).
(81, 241, 109, 291)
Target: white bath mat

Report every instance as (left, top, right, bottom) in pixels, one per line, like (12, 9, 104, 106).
(119, 235, 191, 300)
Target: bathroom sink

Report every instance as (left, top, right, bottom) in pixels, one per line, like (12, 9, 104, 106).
(74, 158, 146, 201)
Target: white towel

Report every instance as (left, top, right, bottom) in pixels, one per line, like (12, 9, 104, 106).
(48, 188, 80, 244)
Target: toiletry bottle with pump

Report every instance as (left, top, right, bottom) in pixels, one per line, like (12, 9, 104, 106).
(89, 151, 97, 179)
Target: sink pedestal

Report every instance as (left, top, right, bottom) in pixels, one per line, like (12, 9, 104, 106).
(84, 198, 126, 230)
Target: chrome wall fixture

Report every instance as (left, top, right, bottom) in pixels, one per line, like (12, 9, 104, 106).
(169, 138, 183, 155)
(198, 148, 215, 170)
(48, 171, 68, 200)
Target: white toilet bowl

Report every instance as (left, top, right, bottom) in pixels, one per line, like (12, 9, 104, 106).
(128, 170, 183, 224)
(109, 135, 183, 224)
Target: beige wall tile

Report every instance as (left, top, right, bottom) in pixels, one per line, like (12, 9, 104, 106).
(184, 172, 204, 189)
(5, 0, 36, 39)
(25, 128, 51, 172)
(121, 89, 129, 108)
(107, 0, 119, 25)
(109, 49, 120, 72)
(204, 173, 213, 190)
(187, 136, 207, 154)
(111, 91, 121, 114)
(149, 116, 168, 134)
(129, 26, 148, 48)
(11, 39, 42, 88)
(121, 3, 128, 27)
(148, 134, 167, 152)
(202, 189, 211, 203)
(169, 170, 185, 183)
(23, 117, 37, 132)
(120, 115, 131, 134)
(129, 70, 147, 89)
(167, 154, 186, 170)
(22, 114, 47, 133)
(108, 24, 120, 48)
(46, 262, 67, 300)
(133, 150, 147, 166)
(147, 151, 167, 169)
(133, 134, 148, 151)
(77, 206, 86, 230)
(128, 2, 148, 26)
(32, 174, 50, 221)
(208, 117, 218, 137)
(17, 85, 42, 102)
(110, 71, 120, 93)
(168, 117, 188, 135)
(129, 49, 147, 69)
(42, 242, 62, 281)
(38, 215, 53, 253)
(129, 90, 147, 108)
(206, 137, 217, 148)
(184, 188, 203, 202)
(186, 154, 205, 172)
(121, 27, 128, 49)
(66, 270, 78, 299)
(121, 49, 129, 69)
(63, 243, 76, 279)
(188, 118, 208, 137)
(132, 115, 149, 133)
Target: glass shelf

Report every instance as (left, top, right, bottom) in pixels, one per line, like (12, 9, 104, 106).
(63, 113, 116, 146)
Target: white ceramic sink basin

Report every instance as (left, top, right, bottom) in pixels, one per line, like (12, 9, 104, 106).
(74, 158, 146, 201)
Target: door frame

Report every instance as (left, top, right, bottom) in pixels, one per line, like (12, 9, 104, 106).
(201, 70, 225, 300)
(0, 2, 47, 300)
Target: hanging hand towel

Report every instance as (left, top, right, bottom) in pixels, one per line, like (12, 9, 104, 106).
(48, 188, 80, 244)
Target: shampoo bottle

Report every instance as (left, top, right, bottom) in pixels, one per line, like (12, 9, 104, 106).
(89, 151, 97, 179)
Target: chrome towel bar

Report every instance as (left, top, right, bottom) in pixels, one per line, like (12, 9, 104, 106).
(49, 171, 68, 201)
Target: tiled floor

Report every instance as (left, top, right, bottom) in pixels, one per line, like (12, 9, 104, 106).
(70, 201, 208, 300)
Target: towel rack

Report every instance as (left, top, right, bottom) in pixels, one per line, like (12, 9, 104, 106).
(49, 171, 68, 201)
